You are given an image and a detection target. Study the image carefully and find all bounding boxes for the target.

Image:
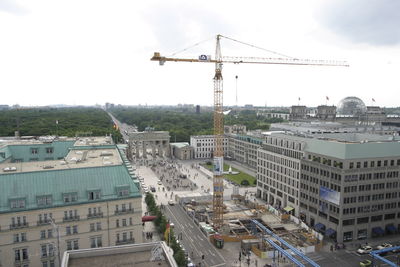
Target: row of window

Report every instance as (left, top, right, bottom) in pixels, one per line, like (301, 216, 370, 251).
(343, 213, 398, 225)
(10, 203, 134, 229)
(9, 188, 131, 209)
(349, 159, 400, 169)
(12, 233, 135, 266)
(31, 147, 54, 155)
(262, 144, 303, 160)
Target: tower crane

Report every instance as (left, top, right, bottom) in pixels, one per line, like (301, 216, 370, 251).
(151, 34, 348, 230)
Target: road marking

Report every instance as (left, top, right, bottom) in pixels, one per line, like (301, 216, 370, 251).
(166, 206, 225, 264)
(210, 263, 226, 267)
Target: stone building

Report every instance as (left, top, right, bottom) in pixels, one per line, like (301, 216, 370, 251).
(170, 142, 194, 160)
(316, 105, 336, 120)
(0, 137, 142, 267)
(190, 135, 228, 159)
(289, 106, 308, 120)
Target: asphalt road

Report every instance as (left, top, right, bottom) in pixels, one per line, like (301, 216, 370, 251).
(303, 247, 400, 267)
(164, 204, 226, 267)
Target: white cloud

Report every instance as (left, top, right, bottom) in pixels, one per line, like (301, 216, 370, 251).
(0, 0, 399, 107)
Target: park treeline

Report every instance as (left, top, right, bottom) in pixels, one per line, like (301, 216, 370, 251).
(111, 107, 284, 142)
(0, 107, 122, 142)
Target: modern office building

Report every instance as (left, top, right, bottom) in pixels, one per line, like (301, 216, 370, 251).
(190, 135, 228, 159)
(257, 131, 400, 243)
(227, 134, 263, 170)
(256, 133, 303, 216)
(0, 136, 142, 267)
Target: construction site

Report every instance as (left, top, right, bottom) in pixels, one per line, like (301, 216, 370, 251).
(175, 191, 323, 261)
(150, 34, 347, 266)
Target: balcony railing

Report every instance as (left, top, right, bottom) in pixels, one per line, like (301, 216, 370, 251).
(87, 212, 104, 219)
(9, 222, 29, 230)
(37, 219, 52, 226)
(115, 238, 135, 245)
(63, 216, 80, 222)
(114, 209, 134, 215)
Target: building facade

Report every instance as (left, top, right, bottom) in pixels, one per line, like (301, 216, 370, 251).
(316, 105, 336, 120)
(228, 134, 263, 170)
(0, 137, 142, 267)
(190, 135, 228, 159)
(170, 142, 194, 160)
(256, 132, 400, 243)
(289, 106, 308, 120)
(256, 134, 304, 217)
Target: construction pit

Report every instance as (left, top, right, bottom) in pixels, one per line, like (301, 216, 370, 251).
(176, 192, 321, 261)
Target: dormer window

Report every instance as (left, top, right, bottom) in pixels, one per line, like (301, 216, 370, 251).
(63, 192, 78, 203)
(37, 195, 52, 206)
(10, 198, 26, 209)
(116, 185, 130, 197)
(88, 190, 101, 200)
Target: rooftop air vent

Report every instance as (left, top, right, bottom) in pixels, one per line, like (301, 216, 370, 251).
(3, 166, 17, 172)
(43, 165, 54, 169)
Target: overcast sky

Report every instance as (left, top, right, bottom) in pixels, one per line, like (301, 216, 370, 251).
(1, 0, 399, 107)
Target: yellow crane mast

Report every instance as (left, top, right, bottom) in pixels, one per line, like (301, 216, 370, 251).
(151, 34, 348, 230)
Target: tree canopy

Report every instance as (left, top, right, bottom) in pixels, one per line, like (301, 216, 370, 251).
(0, 107, 122, 142)
(111, 107, 284, 142)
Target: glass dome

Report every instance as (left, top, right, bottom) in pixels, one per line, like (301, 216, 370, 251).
(337, 96, 367, 116)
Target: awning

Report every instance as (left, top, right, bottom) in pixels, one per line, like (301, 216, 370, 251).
(325, 228, 336, 236)
(314, 223, 326, 231)
(372, 227, 385, 235)
(386, 225, 397, 234)
(284, 206, 294, 212)
(142, 215, 156, 222)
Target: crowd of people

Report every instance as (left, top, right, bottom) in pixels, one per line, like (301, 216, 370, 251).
(151, 159, 198, 192)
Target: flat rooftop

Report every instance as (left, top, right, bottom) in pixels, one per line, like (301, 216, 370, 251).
(268, 132, 400, 159)
(62, 242, 177, 267)
(0, 148, 122, 174)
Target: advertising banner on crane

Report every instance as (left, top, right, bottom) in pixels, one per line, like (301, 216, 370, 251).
(199, 55, 211, 61)
(213, 156, 223, 176)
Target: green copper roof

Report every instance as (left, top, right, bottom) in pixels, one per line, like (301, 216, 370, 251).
(0, 145, 12, 163)
(7, 140, 75, 162)
(0, 164, 141, 214)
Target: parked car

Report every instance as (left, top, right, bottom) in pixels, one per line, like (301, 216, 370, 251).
(359, 259, 372, 267)
(150, 186, 156, 192)
(357, 245, 372, 254)
(376, 243, 392, 255)
(391, 242, 400, 253)
(376, 243, 392, 250)
(168, 200, 175, 206)
(157, 180, 162, 185)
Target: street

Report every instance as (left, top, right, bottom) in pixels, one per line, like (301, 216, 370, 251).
(164, 205, 226, 267)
